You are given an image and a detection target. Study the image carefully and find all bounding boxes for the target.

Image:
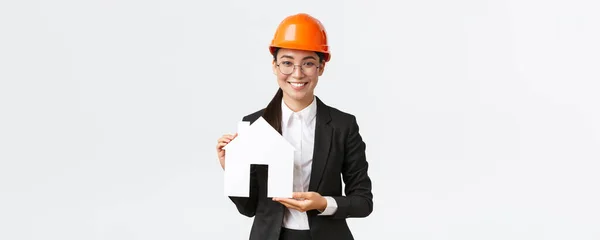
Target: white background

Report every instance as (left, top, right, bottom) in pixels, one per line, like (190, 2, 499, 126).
(1, 0, 599, 239)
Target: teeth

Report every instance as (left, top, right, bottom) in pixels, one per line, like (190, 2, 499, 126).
(290, 82, 306, 87)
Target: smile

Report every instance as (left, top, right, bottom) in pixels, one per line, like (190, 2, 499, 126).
(287, 81, 308, 90)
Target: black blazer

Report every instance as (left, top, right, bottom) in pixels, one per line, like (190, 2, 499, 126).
(228, 96, 373, 240)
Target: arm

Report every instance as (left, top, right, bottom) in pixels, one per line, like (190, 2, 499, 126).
(228, 164, 259, 217)
(330, 116, 373, 219)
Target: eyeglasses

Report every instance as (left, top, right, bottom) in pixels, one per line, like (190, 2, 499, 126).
(276, 61, 320, 75)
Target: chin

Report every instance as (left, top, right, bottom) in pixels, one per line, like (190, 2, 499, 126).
(284, 89, 311, 101)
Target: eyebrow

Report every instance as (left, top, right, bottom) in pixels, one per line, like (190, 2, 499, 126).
(280, 55, 317, 61)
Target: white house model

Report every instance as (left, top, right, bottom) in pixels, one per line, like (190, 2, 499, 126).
(223, 116, 295, 198)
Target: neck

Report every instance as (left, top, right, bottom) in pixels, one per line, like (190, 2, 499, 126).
(282, 94, 314, 112)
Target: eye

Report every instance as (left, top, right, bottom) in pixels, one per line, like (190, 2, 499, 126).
(303, 62, 316, 67)
(280, 61, 293, 66)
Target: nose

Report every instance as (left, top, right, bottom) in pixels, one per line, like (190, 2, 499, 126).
(291, 65, 305, 78)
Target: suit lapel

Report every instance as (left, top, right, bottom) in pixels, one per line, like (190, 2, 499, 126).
(308, 97, 332, 192)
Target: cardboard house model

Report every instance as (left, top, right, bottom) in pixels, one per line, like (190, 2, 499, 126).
(223, 116, 295, 198)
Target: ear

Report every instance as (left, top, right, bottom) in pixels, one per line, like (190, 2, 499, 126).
(318, 61, 326, 76)
(272, 60, 278, 75)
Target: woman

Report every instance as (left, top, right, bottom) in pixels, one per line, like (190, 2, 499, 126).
(216, 13, 373, 240)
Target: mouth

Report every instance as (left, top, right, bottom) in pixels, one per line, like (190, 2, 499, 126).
(287, 81, 308, 90)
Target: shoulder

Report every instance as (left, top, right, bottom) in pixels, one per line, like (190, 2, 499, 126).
(328, 106, 357, 125)
(318, 98, 366, 145)
(318, 97, 360, 130)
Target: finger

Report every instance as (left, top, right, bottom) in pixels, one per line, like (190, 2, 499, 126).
(277, 198, 312, 212)
(279, 198, 313, 212)
(280, 202, 299, 211)
(292, 192, 312, 200)
(218, 134, 235, 142)
(216, 143, 227, 151)
(222, 134, 236, 140)
(273, 198, 302, 208)
(277, 201, 303, 212)
(218, 137, 232, 144)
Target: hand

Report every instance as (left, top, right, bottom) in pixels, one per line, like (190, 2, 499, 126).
(272, 192, 327, 212)
(216, 133, 238, 170)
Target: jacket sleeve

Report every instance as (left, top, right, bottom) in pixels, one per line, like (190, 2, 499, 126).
(228, 164, 259, 217)
(227, 116, 259, 217)
(330, 115, 374, 219)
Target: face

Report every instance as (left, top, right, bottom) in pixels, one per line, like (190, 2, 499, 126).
(272, 48, 325, 104)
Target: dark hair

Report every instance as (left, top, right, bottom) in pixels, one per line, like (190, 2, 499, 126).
(262, 47, 325, 134)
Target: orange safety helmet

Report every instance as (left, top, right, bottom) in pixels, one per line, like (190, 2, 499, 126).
(269, 13, 331, 62)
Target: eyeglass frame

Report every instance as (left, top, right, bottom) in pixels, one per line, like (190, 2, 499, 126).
(275, 61, 322, 75)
